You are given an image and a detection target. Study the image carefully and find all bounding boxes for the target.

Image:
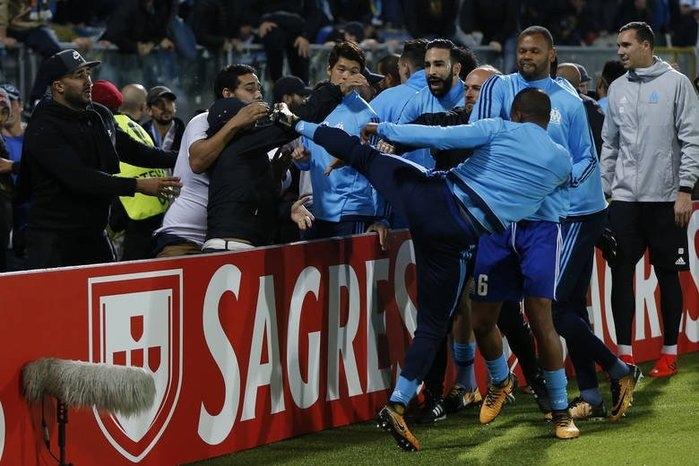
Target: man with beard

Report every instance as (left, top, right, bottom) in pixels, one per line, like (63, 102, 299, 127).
(18, 49, 182, 269)
(469, 26, 641, 434)
(143, 86, 185, 152)
(394, 39, 466, 170)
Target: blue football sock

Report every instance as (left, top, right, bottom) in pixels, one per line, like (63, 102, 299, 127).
(581, 388, 603, 406)
(607, 358, 631, 380)
(543, 369, 569, 411)
(453, 341, 477, 390)
(389, 375, 420, 407)
(485, 353, 509, 385)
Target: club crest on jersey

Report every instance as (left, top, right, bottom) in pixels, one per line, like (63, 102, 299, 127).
(549, 108, 562, 125)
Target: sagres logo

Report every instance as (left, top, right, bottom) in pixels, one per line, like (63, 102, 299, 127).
(88, 270, 183, 462)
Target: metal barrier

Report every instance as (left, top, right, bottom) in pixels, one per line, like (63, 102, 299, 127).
(0, 43, 696, 121)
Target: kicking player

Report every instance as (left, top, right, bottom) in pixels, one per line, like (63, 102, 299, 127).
(470, 25, 641, 427)
(274, 88, 572, 451)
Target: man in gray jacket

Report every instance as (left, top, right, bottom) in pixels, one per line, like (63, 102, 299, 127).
(601, 21, 699, 378)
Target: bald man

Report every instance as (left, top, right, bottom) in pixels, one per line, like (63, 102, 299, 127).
(120, 84, 148, 123)
(464, 65, 502, 112)
(556, 63, 604, 158)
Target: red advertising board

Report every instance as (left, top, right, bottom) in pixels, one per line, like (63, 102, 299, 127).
(0, 207, 697, 465)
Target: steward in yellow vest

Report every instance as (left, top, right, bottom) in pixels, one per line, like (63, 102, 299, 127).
(114, 114, 171, 220)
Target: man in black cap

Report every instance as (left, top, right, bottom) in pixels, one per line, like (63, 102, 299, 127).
(143, 85, 185, 152)
(273, 76, 312, 111)
(18, 49, 182, 269)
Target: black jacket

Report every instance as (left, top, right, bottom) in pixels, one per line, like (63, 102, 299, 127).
(580, 92, 604, 159)
(142, 117, 186, 153)
(403, 0, 458, 39)
(191, 0, 244, 48)
(206, 82, 343, 245)
(243, 0, 323, 40)
(19, 99, 175, 233)
(101, 0, 174, 54)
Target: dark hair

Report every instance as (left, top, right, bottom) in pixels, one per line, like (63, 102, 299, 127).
(600, 59, 626, 88)
(452, 46, 478, 80)
(619, 21, 655, 49)
(378, 53, 400, 84)
(328, 41, 366, 71)
(519, 25, 554, 49)
(213, 64, 256, 99)
(511, 88, 551, 125)
(426, 38, 455, 54)
(401, 38, 428, 70)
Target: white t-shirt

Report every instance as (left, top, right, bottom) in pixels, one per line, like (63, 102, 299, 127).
(155, 112, 210, 245)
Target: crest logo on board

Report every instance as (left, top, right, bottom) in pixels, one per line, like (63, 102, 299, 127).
(88, 270, 183, 462)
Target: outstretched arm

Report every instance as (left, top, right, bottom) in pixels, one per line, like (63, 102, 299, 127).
(376, 120, 498, 150)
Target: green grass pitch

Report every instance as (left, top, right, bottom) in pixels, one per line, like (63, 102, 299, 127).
(189, 353, 699, 465)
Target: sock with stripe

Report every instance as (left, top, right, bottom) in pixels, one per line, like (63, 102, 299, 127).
(389, 375, 419, 407)
(543, 368, 569, 411)
(485, 353, 509, 386)
(452, 341, 477, 390)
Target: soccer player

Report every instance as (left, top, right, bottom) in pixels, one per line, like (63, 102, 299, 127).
(470, 25, 641, 428)
(274, 87, 572, 451)
(294, 41, 388, 240)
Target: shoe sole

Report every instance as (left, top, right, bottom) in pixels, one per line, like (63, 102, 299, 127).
(609, 367, 643, 422)
(376, 410, 420, 452)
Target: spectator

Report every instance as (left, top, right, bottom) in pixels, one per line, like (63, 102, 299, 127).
(615, 0, 654, 31)
(191, 0, 245, 52)
(557, 62, 605, 158)
(319, 0, 373, 24)
(575, 63, 593, 95)
(458, 0, 518, 71)
(119, 84, 149, 123)
(242, 1, 323, 84)
(376, 53, 401, 92)
(17, 49, 181, 269)
(273, 75, 312, 110)
(143, 85, 185, 152)
(669, 0, 698, 47)
(601, 22, 699, 377)
(403, 0, 458, 39)
(202, 64, 345, 252)
(101, 0, 175, 56)
(0, 83, 25, 267)
(92, 79, 176, 260)
(0, 88, 13, 271)
(595, 59, 625, 113)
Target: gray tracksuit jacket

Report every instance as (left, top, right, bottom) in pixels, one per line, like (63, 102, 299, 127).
(600, 57, 699, 201)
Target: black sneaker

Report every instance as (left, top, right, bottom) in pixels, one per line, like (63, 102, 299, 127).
(407, 390, 447, 424)
(376, 404, 421, 451)
(443, 385, 482, 414)
(528, 371, 552, 418)
(610, 364, 642, 421)
(568, 396, 607, 421)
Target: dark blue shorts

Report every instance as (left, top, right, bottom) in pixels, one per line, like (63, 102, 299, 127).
(471, 220, 561, 302)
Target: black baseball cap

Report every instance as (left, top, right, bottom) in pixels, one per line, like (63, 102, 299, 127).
(273, 76, 312, 103)
(575, 64, 591, 83)
(146, 85, 177, 106)
(40, 49, 100, 83)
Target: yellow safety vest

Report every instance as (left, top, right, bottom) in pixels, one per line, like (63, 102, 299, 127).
(114, 114, 170, 221)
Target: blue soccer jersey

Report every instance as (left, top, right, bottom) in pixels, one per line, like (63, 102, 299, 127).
(377, 118, 573, 231)
(470, 72, 606, 217)
(297, 91, 385, 222)
(370, 71, 427, 123)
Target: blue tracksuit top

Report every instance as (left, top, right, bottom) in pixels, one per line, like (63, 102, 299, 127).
(297, 91, 384, 222)
(393, 76, 465, 169)
(378, 118, 573, 232)
(470, 72, 606, 217)
(369, 70, 428, 123)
